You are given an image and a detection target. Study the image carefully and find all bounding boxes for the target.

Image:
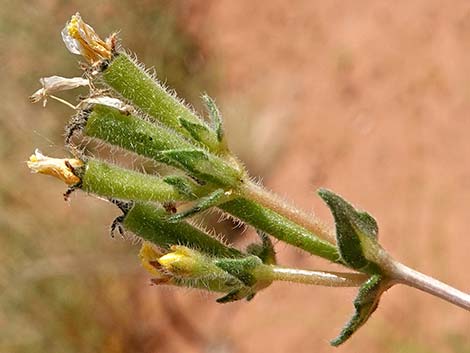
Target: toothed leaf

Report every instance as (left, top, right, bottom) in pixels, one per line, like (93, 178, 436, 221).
(331, 274, 386, 346)
(318, 188, 380, 272)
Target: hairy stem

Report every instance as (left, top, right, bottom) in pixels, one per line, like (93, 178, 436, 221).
(242, 181, 337, 244)
(254, 265, 368, 287)
(220, 198, 340, 262)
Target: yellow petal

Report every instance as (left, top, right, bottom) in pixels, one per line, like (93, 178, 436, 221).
(27, 149, 83, 185)
(138, 242, 164, 276)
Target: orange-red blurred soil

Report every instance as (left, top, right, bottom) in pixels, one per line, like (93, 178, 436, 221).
(168, 1, 470, 352)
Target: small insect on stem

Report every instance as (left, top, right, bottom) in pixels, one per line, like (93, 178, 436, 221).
(62, 160, 82, 201)
(109, 199, 134, 238)
(110, 215, 126, 238)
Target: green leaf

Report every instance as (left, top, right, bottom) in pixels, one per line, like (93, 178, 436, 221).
(331, 274, 387, 346)
(318, 188, 380, 273)
(202, 93, 224, 142)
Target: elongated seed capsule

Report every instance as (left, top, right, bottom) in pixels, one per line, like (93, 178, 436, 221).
(82, 105, 244, 188)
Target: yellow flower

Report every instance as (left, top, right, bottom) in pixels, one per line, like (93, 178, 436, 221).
(27, 149, 83, 185)
(157, 246, 202, 276)
(61, 13, 114, 64)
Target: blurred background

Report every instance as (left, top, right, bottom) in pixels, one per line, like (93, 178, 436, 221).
(1, 1, 470, 352)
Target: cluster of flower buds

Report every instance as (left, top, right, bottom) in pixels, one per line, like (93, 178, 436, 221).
(28, 13, 418, 346)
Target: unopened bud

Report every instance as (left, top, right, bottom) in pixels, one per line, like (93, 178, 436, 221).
(157, 246, 206, 277)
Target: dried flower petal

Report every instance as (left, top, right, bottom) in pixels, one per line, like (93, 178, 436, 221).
(77, 96, 133, 114)
(27, 149, 83, 185)
(61, 13, 113, 64)
(139, 242, 164, 276)
(30, 76, 89, 107)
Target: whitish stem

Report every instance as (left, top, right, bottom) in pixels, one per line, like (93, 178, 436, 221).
(391, 261, 470, 311)
(242, 181, 337, 244)
(255, 266, 368, 287)
(49, 95, 77, 109)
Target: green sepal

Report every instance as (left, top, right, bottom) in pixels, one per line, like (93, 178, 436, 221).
(122, 202, 242, 258)
(102, 54, 204, 140)
(162, 175, 200, 198)
(168, 189, 226, 222)
(331, 274, 387, 346)
(173, 276, 246, 296)
(318, 188, 380, 273)
(83, 106, 242, 187)
(214, 255, 273, 303)
(247, 231, 277, 265)
(216, 287, 253, 303)
(202, 94, 224, 143)
(214, 255, 263, 287)
(179, 118, 218, 150)
(160, 149, 242, 187)
(102, 55, 225, 153)
(80, 159, 190, 203)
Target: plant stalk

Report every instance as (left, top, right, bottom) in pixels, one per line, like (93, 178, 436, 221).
(390, 261, 470, 311)
(255, 266, 368, 287)
(220, 198, 340, 262)
(242, 180, 337, 244)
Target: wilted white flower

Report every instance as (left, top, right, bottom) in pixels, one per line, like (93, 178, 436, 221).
(77, 96, 134, 114)
(30, 76, 89, 107)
